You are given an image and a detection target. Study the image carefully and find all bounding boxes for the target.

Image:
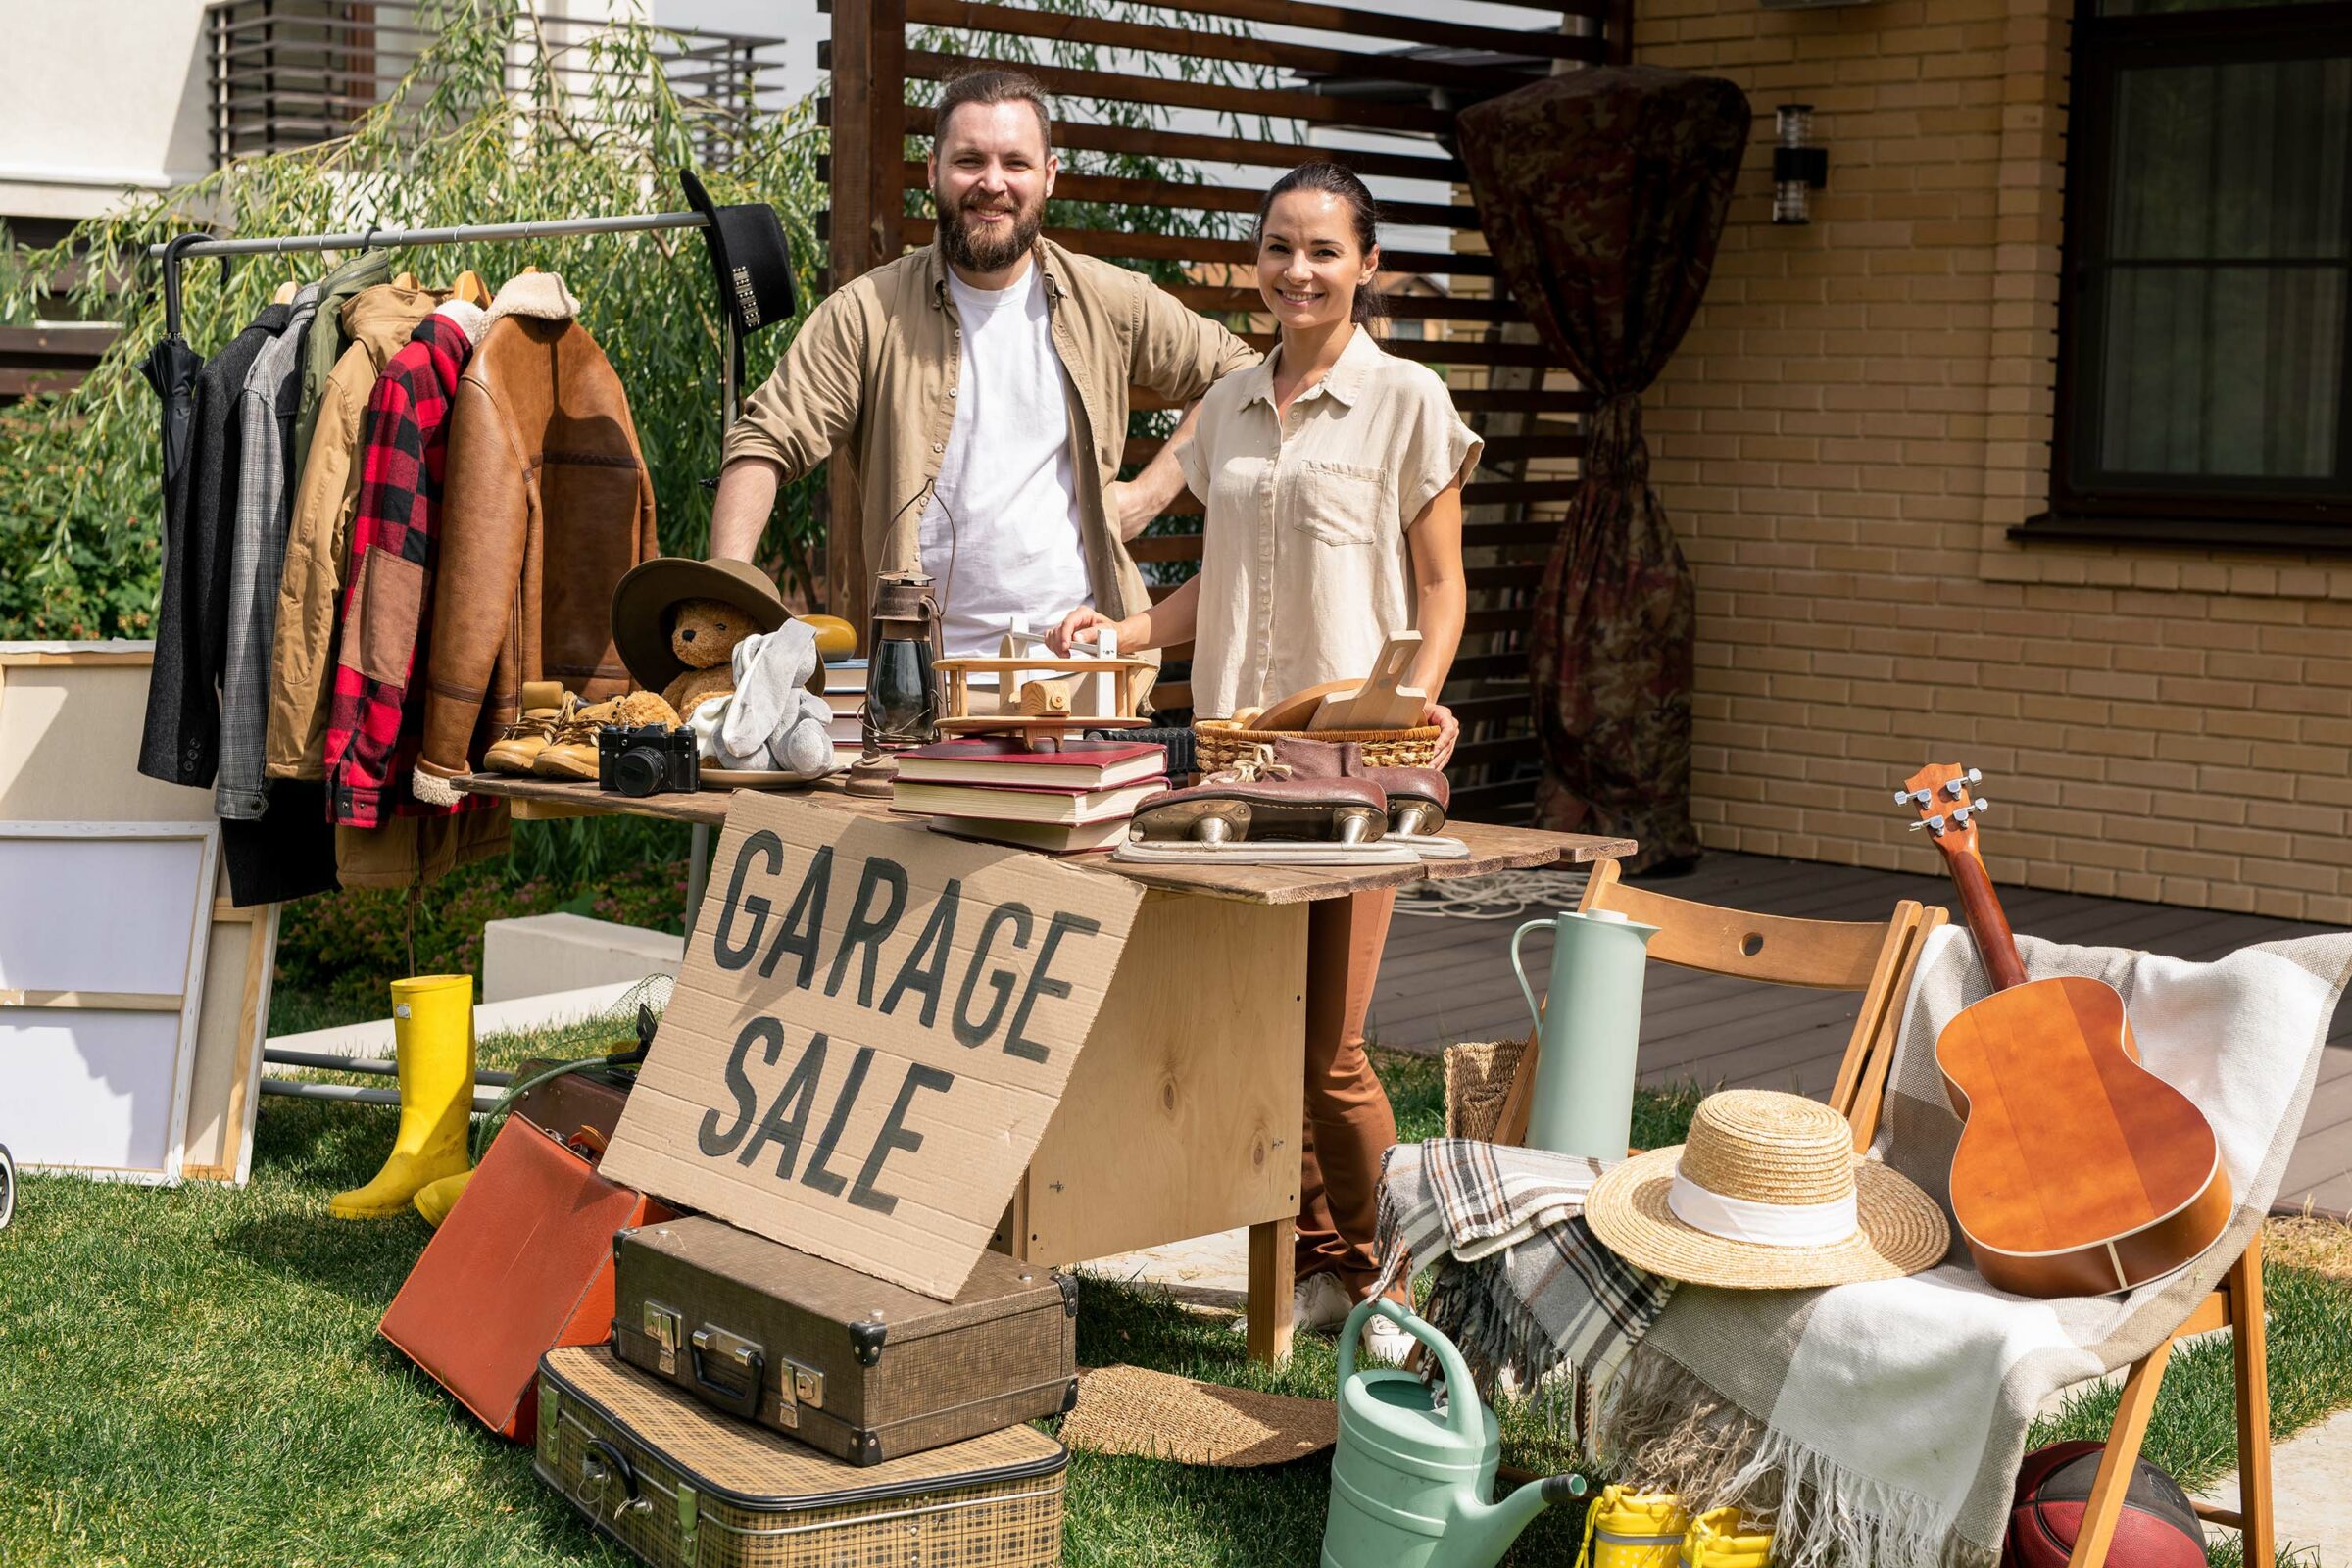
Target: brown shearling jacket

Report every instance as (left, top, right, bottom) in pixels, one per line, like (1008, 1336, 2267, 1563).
(414, 272, 656, 804)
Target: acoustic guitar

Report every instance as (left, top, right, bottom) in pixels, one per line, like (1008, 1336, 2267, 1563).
(1898, 763, 2231, 1297)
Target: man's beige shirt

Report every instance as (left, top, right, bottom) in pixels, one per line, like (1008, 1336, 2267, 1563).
(722, 237, 1257, 679)
(1178, 327, 1481, 718)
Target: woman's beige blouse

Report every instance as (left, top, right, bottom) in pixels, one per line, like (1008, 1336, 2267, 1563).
(1176, 326, 1481, 719)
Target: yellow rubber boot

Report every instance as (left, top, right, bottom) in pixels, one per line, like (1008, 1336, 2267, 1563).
(412, 1169, 472, 1228)
(329, 974, 476, 1219)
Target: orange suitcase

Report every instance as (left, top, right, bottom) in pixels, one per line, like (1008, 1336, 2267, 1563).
(379, 1114, 674, 1442)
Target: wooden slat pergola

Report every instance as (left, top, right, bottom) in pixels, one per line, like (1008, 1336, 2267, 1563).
(819, 0, 1629, 817)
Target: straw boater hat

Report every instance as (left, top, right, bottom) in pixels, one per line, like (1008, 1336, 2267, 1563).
(1585, 1089, 1950, 1290)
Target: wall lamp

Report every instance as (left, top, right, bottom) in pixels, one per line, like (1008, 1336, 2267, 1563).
(1773, 105, 1829, 224)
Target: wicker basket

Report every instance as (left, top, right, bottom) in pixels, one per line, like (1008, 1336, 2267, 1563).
(1444, 1039, 1526, 1143)
(1193, 717, 1442, 773)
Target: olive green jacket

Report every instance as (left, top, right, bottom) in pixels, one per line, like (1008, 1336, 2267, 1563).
(721, 238, 1257, 646)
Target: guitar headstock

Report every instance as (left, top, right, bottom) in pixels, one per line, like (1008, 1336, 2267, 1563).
(1895, 762, 1991, 854)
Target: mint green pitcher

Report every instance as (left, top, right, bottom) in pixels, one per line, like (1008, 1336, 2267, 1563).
(1509, 909, 1659, 1161)
(1320, 1298, 1583, 1568)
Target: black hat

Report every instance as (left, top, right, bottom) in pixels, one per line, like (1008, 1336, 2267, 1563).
(679, 167, 798, 338)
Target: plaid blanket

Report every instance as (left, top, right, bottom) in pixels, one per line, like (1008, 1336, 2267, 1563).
(1595, 928, 2352, 1568)
(1373, 1140, 1675, 1430)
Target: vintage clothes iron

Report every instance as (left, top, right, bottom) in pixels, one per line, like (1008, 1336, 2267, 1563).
(1321, 1298, 1581, 1568)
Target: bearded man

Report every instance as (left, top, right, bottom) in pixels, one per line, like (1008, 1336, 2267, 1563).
(710, 67, 1255, 661)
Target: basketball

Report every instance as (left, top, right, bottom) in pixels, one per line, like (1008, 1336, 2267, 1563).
(2002, 1441, 2206, 1568)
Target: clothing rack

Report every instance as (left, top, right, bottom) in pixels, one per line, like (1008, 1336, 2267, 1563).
(154, 209, 747, 1097)
(147, 208, 743, 423)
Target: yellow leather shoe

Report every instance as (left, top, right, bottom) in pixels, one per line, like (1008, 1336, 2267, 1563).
(530, 692, 682, 781)
(529, 698, 617, 781)
(482, 683, 573, 774)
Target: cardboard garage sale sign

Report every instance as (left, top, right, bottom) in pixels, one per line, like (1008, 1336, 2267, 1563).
(600, 792, 1143, 1298)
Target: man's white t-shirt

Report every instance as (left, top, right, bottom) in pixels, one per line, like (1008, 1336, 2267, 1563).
(917, 264, 1095, 656)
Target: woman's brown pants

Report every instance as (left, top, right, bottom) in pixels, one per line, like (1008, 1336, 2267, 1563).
(1295, 888, 1398, 1301)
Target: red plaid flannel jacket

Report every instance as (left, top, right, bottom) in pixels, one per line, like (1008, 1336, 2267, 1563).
(323, 313, 487, 826)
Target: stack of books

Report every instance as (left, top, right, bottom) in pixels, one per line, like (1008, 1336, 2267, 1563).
(823, 657, 866, 763)
(889, 737, 1167, 853)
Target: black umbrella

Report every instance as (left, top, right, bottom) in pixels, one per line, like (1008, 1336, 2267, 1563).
(139, 233, 212, 503)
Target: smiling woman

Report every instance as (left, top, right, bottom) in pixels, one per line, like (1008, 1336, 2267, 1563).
(1046, 158, 1482, 1361)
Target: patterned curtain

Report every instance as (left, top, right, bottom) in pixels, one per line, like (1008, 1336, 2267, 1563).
(1459, 67, 1749, 870)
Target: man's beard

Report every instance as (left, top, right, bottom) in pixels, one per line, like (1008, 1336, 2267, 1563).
(936, 185, 1044, 273)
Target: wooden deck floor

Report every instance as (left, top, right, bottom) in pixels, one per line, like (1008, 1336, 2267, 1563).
(1367, 850, 2352, 1217)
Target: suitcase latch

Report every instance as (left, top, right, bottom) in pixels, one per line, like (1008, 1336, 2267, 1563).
(788, 1358, 824, 1412)
(643, 1301, 684, 1376)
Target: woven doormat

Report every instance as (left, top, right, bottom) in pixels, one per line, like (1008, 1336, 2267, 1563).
(1060, 1365, 1336, 1467)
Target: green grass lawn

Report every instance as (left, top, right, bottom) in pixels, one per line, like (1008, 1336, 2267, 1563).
(2, 1033, 2345, 1567)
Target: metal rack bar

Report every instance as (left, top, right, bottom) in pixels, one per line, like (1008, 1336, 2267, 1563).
(264, 1049, 514, 1088)
(147, 208, 710, 261)
(260, 1079, 504, 1111)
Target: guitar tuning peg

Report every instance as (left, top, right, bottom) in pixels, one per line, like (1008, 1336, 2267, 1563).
(1906, 813, 1947, 835)
(1892, 789, 1911, 807)
(1971, 797, 1990, 815)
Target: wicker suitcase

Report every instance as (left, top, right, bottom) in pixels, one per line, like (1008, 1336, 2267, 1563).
(536, 1345, 1066, 1568)
(612, 1215, 1077, 1465)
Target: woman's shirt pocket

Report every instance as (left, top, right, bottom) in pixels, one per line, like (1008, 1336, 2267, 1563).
(1284, 459, 1390, 548)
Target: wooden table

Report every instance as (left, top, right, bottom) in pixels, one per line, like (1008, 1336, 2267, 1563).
(461, 773, 1633, 1360)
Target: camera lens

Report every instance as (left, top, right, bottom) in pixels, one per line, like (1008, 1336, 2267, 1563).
(615, 747, 666, 797)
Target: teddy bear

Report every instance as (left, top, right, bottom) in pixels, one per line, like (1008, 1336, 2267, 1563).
(662, 597, 759, 714)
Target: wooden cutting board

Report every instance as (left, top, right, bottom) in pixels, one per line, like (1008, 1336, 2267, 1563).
(1310, 633, 1426, 730)
(1247, 678, 1360, 731)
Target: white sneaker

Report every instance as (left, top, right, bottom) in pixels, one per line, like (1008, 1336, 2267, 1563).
(1360, 1309, 1418, 1366)
(1295, 1272, 1355, 1333)
(1229, 1271, 1356, 1337)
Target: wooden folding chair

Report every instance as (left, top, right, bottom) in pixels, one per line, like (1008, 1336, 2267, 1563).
(1497, 860, 2276, 1568)
(1494, 858, 1943, 1151)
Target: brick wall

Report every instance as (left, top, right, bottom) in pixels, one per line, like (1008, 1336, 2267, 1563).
(1631, 0, 2352, 922)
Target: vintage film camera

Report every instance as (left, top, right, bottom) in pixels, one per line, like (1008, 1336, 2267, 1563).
(597, 724, 700, 797)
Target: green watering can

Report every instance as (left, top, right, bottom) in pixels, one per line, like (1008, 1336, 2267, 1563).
(1320, 1298, 1584, 1568)
(1510, 909, 1660, 1161)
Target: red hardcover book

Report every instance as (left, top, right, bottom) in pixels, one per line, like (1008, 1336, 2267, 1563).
(896, 737, 1167, 790)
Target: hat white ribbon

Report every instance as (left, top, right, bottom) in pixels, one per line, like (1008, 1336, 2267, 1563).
(1667, 1171, 1859, 1249)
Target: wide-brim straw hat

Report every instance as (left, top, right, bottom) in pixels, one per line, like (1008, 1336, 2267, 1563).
(611, 555, 789, 693)
(1585, 1089, 1950, 1290)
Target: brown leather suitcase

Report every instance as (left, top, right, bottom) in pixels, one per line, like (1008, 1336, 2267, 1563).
(536, 1344, 1066, 1568)
(508, 1057, 632, 1147)
(612, 1215, 1077, 1466)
